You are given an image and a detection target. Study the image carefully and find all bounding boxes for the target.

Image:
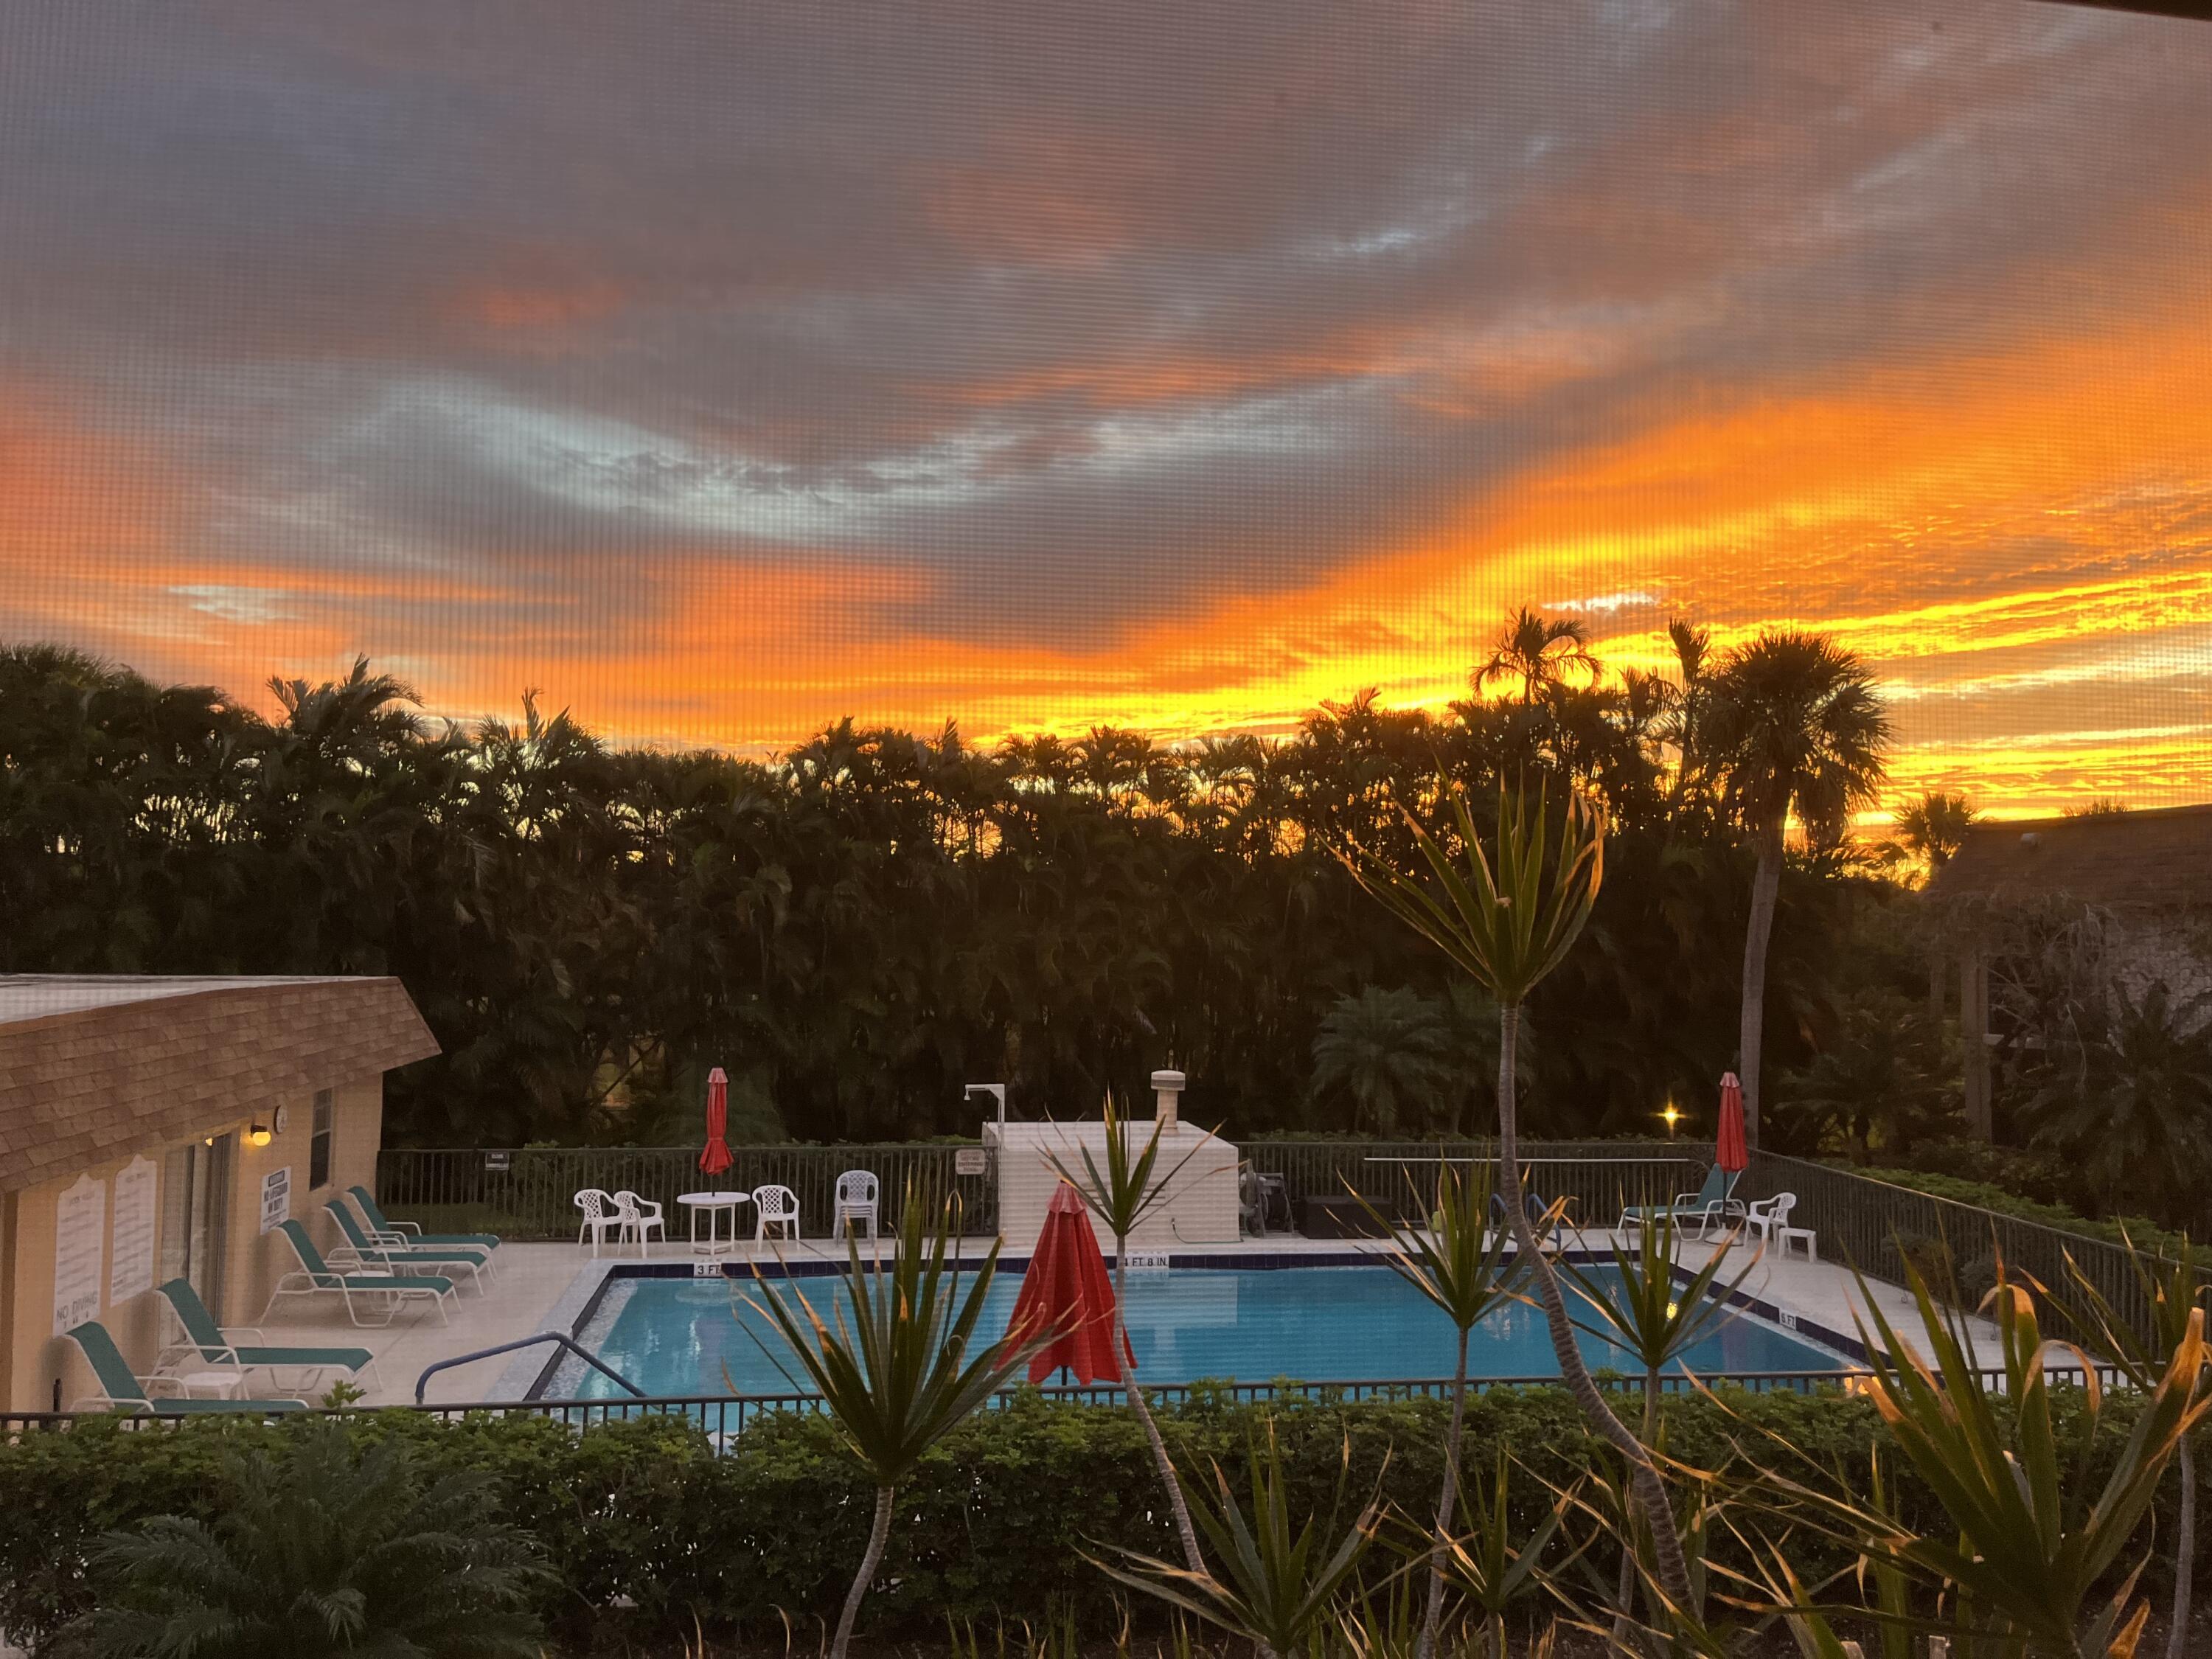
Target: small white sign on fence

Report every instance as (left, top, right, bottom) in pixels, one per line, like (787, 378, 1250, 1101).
(1121, 1250, 1170, 1273)
(954, 1148, 988, 1176)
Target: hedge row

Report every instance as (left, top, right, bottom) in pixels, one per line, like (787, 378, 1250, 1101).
(0, 1385, 2183, 1653)
(1845, 1163, 2199, 1264)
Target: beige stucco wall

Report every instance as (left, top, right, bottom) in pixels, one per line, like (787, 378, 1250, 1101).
(5, 1074, 389, 1415)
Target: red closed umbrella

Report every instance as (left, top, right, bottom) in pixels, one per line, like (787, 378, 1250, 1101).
(1714, 1071, 1747, 1174)
(698, 1065, 734, 1177)
(1006, 1183, 1131, 1385)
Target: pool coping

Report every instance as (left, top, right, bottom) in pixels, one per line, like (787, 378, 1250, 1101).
(514, 1243, 1865, 1399)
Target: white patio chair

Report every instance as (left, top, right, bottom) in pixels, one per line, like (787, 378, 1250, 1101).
(832, 1170, 880, 1239)
(574, 1188, 622, 1256)
(1743, 1192, 1797, 1248)
(753, 1183, 801, 1242)
(613, 1189, 667, 1257)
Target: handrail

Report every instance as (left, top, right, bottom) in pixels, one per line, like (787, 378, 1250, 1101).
(414, 1332, 647, 1404)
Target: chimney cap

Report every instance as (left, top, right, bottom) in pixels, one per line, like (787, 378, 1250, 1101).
(1150, 1068, 1186, 1091)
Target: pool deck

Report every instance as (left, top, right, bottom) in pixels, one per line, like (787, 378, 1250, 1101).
(245, 1227, 2003, 1408)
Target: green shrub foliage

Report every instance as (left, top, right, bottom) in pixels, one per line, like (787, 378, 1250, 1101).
(1, 1386, 2193, 1654)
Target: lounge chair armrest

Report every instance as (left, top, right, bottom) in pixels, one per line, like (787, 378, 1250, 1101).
(389, 1220, 424, 1237)
(220, 1325, 271, 1344)
(70, 1394, 148, 1414)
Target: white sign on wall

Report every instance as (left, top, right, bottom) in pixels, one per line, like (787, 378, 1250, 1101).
(52, 1174, 107, 1335)
(108, 1156, 159, 1304)
(260, 1166, 291, 1234)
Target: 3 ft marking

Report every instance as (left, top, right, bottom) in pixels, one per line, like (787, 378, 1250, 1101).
(1778, 1310, 1800, 1330)
(693, 1261, 726, 1279)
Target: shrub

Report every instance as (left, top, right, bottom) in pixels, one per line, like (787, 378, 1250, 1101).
(0, 1386, 2179, 1654)
(1844, 1164, 2199, 1265)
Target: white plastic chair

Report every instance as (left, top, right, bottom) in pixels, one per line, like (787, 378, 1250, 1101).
(753, 1183, 801, 1242)
(1743, 1192, 1797, 1248)
(574, 1189, 622, 1256)
(613, 1190, 667, 1257)
(833, 1170, 880, 1239)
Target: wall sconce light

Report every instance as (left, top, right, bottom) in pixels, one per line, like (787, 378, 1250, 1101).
(1659, 1102, 1683, 1139)
(247, 1121, 272, 1148)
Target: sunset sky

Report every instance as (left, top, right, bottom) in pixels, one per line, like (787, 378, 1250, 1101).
(4, 0, 2210, 815)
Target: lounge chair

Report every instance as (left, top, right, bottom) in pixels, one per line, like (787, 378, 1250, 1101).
(66, 1321, 307, 1416)
(1617, 1166, 1744, 1241)
(1492, 1187, 1565, 1249)
(267, 1220, 457, 1326)
(156, 1278, 381, 1394)
(324, 1200, 492, 1290)
(347, 1185, 500, 1252)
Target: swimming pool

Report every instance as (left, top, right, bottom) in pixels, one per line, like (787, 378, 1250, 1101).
(550, 1262, 1846, 1399)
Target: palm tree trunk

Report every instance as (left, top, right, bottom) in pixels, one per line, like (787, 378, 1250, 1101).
(1738, 816, 1786, 1150)
(1116, 1251, 1206, 1575)
(2171, 1430, 2197, 1659)
(1417, 1324, 1471, 1659)
(831, 1484, 895, 1659)
(1492, 1002, 1697, 1617)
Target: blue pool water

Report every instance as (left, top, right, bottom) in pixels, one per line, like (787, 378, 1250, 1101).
(557, 1264, 1843, 1399)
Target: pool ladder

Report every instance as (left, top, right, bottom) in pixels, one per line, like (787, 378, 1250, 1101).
(414, 1331, 647, 1405)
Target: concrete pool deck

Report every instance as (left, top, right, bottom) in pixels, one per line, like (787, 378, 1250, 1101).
(233, 1224, 2024, 1409)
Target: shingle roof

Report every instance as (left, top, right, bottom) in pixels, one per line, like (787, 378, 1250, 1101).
(1927, 803, 2212, 911)
(0, 976, 439, 1194)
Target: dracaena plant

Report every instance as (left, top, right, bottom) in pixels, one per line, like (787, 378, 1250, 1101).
(1357, 1160, 1531, 1659)
(743, 1186, 1049, 1659)
(1438, 1449, 1577, 1659)
(1040, 1094, 1228, 1576)
(1557, 1205, 1761, 1639)
(1731, 1257, 2208, 1659)
(2062, 1232, 2211, 1659)
(1094, 1422, 1383, 1659)
(1336, 775, 1699, 1618)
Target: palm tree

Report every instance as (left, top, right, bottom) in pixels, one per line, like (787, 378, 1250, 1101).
(1335, 778, 1700, 1619)
(743, 1191, 1046, 1659)
(73, 1418, 546, 1658)
(1660, 616, 1712, 815)
(1473, 606, 1601, 705)
(1703, 630, 1890, 1147)
(1310, 987, 1453, 1133)
(1891, 790, 1980, 874)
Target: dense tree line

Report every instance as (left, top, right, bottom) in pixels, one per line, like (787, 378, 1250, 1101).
(1, 617, 1919, 1150)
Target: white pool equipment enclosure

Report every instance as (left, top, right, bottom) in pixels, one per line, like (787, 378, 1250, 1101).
(984, 1071, 1242, 1253)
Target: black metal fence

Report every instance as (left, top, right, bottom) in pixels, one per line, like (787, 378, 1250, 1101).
(1738, 1152, 2186, 1351)
(1240, 1138, 1707, 1225)
(375, 1142, 996, 1240)
(8, 1357, 2133, 1447)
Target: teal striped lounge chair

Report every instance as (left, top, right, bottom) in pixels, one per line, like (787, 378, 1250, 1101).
(348, 1185, 499, 1252)
(324, 1200, 490, 1291)
(157, 1278, 381, 1394)
(268, 1220, 456, 1326)
(66, 1321, 307, 1416)
(1616, 1166, 1745, 1242)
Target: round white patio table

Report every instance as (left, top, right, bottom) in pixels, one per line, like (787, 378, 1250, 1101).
(678, 1191, 750, 1257)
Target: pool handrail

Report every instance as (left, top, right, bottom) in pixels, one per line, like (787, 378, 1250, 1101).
(414, 1331, 647, 1404)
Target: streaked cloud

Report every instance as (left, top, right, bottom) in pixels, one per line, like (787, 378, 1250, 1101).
(0, 0, 2208, 813)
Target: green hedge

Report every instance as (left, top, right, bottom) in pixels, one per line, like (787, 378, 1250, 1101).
(0, 1387, 2183, 1653)
(1843, 1164, 2199, 1265)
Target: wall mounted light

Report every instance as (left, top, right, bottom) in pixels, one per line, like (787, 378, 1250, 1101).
(1659, 1102, 1683, 1139)
(247, 1121, 272, 1148)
